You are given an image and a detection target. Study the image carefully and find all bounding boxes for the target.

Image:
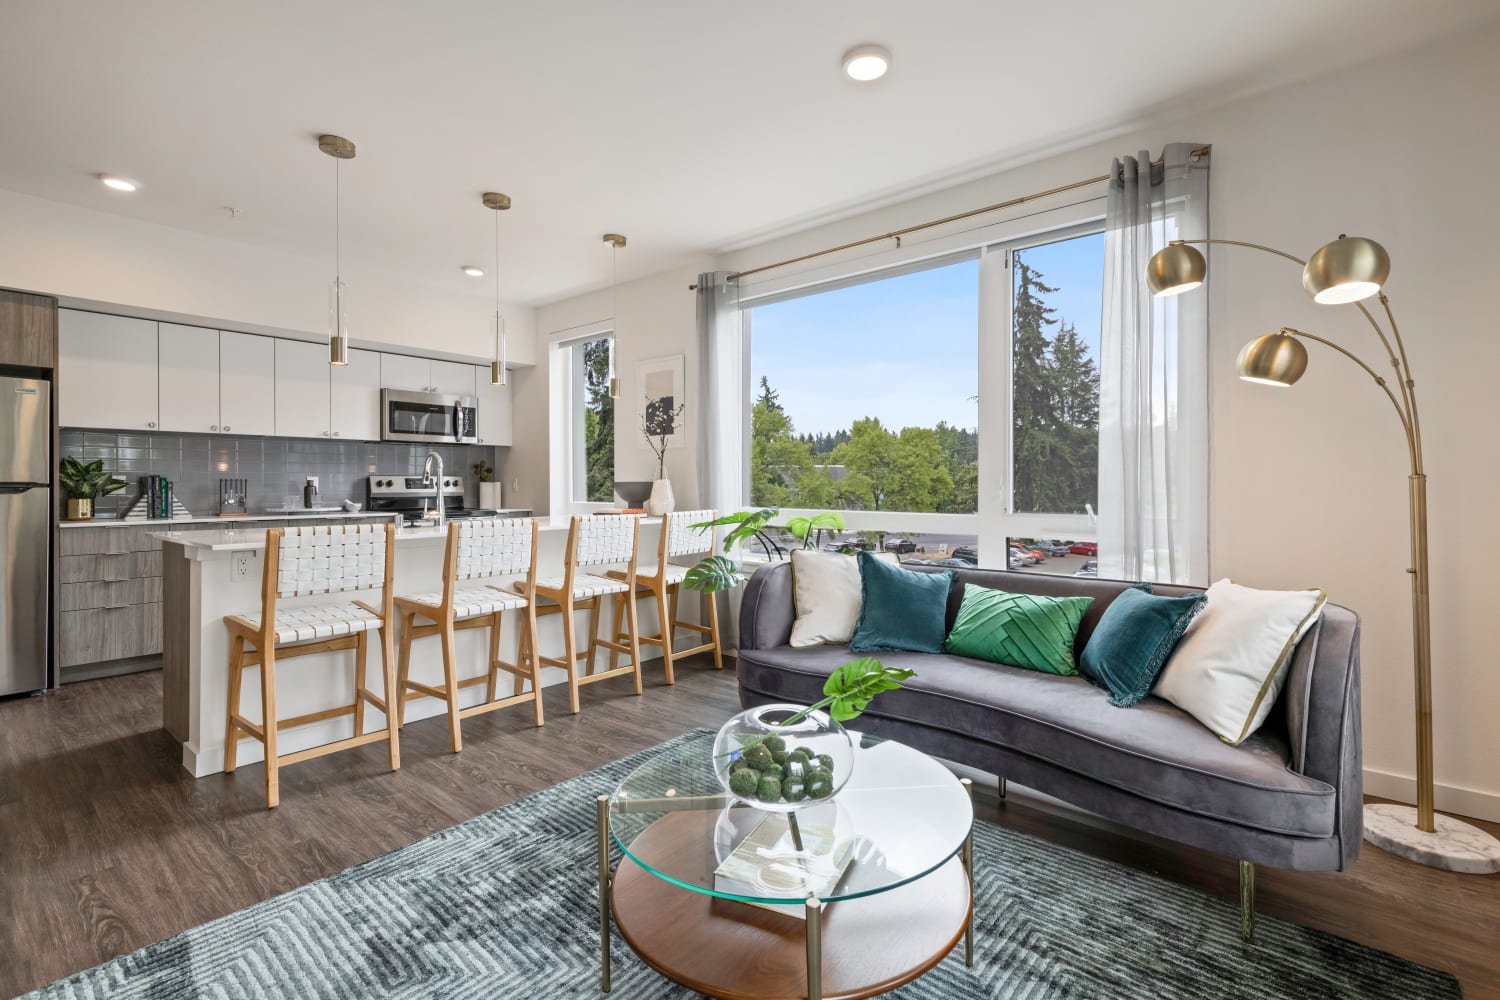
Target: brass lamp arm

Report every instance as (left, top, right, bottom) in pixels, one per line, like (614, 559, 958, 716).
(1281, 327, 1419, 473)
(1172, 238, 1421, 468)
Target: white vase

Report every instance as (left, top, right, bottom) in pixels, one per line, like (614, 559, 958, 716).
(647, 478, 674, 515)
(478, 481, 503, 510)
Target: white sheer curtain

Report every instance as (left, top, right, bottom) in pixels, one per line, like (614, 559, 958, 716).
(1098, 143, 1211, 584)
(696, 270, 746, 522)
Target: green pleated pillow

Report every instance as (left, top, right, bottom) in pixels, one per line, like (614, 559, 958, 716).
(944, 584, 1094, 676)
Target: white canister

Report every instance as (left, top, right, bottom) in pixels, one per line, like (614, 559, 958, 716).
(479, 481, 504, 510)
(647, 478, 675, 516)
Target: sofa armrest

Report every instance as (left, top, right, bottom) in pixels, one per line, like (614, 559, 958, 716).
(739, 562, 795, 651)
(1281, 602, 1363, 867)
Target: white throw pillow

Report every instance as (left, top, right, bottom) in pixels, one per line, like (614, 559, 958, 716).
(1154, 579, 1327, 745)
(788, 550, 898, 647)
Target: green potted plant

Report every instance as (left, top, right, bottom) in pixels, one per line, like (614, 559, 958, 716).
(681, 507, 853, 595)
(60, 457, 126, 521)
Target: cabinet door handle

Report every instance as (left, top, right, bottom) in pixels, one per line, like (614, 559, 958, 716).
(322, 431, 330, 437)
(211, 425, 219, 432)
(223, 426, 230, 432)
(147, 421, 156, 428)
(333, 431, 340, 437)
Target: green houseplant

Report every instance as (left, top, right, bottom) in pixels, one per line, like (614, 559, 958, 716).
(681, 507, 854, 594)
(60, 457, 126, 521)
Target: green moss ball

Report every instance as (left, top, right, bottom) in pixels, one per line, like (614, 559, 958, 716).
(770, 750, 789, 766)
(784, 783, 807, 803)
(763, 735, 787, 753)
(787, 747, 813, 764)
(742, 744, 773, 770)
(730, 757, 750, 773)
(806, 774, 832, 799)
(756, 776, 783, 801)
(762, 762, 784, 781)
(729, 768, 761, 797)
(815, 754, 835, 774)
(783, 758, 809, 780)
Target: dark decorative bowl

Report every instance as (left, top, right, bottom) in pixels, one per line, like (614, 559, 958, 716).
(614, 481, 653, 507)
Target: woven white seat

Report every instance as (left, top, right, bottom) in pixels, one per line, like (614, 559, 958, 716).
(240, 601, 382, 645)
(531, 573, 632, 599)
(635, 564, 689, 585)
(399, 586, 529, 620)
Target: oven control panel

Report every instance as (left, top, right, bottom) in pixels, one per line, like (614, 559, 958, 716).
(368, 475, 464, 496)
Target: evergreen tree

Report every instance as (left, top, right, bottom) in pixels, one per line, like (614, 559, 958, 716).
(583, 338, 614, 502)
(1011, 261, 1065, 512)
(757, 375, 782, 412)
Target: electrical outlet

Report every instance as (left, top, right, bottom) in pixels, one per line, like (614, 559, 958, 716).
(231, 551, 254, 581)
(512, 478, 519, 493)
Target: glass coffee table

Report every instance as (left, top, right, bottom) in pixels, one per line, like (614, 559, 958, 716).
(596, 729, 975, 1000)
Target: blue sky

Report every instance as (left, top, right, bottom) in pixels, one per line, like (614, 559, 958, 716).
(750, 232, 1103, 437)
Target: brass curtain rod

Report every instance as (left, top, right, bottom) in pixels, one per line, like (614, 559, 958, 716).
(688, 145, 1211, 290)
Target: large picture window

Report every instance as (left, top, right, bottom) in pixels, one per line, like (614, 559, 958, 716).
(746, 257, 980, 515)
(569, 335, 614, 504)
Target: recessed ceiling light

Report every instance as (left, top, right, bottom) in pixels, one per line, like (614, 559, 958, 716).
(461, 265, 485, 277)
(99, 174, 139, 192)
(842, 44, 891, 82)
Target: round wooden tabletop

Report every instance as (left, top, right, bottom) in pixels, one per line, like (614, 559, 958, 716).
(611, 809, 971, 1000)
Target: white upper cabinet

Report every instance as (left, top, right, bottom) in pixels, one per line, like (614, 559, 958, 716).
(157, 323, 221, 433)
(474, 366, 513, 447)
(219, 331, 276, 436)
(431, 360, 476, 398)
(58, 310, 159, 430)
(331, 348, 381, 441)
(275, 340, 332, 439)
(380, 353, 432, 392)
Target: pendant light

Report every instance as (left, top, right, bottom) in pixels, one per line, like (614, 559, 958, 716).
(483, 192, 512, 385)
(603, 233, 626, 398)
(318, 134, 356, 366)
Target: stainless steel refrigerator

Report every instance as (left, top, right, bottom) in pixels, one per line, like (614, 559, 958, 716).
(0, 375, 50, 696)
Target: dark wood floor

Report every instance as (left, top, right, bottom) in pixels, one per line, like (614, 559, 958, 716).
(2, 662, 1497, 999)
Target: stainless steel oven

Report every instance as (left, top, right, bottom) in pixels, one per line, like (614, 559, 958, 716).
(380, 389, 477, 445)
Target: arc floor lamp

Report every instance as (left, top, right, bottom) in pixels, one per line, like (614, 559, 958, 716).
(1147, 235, 1500, 874)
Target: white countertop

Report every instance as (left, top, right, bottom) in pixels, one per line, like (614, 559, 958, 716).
(154, 514, 660, 553)
(63, 511, 396, 529)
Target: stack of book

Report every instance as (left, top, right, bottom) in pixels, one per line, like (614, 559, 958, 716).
(140, 475, 173, 520)
(713, 814, 855, 919)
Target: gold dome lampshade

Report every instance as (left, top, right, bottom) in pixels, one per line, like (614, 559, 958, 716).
(1302, 235, 1389, 305)
(1146, 243, 1207, 296)
(1237, 332, 1308, 387)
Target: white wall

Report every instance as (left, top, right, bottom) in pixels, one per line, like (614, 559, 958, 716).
(512, 256, 713, 514)
(0, 187, 536, 365)
(528, 25, 1500, 819)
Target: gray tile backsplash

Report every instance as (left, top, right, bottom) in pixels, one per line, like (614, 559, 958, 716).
(61, 429, 501, 518)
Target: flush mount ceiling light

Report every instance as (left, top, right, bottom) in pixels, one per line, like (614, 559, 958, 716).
(461, 265, 485, 277)
(99, 174, 139, 192)
(842, 44, 891, 81)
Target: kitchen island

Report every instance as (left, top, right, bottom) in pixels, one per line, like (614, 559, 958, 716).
(157, 517, 671, 777)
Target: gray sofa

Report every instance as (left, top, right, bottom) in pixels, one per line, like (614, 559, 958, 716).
(736, 562, 1363, 887)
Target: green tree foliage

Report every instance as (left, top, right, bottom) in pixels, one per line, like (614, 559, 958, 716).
(583, 338, 614, 502)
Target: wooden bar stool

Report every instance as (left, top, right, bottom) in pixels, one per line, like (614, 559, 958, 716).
(607, 508, 723, 684)
(392, 517, 543, 753)
(222, 522, 399, 809)
(517, 514, 643, 714)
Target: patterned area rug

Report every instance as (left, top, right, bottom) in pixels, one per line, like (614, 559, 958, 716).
(27, 731, 1459, 1000)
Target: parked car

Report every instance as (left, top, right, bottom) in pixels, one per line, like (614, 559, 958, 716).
(1008, 552, 1027, 570)
(920, 557, 973, 569)
(1074, 559, 1098, 578)
(1069, 541, 1098, 556)
(883, 537, 917, 554)
(1009, 545, 1041, 565)
(952, 545, 979, 564)
(1043, 541, 1071, 557)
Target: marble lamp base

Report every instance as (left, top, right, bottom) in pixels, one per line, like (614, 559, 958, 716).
(1364, 803, 1500, 874)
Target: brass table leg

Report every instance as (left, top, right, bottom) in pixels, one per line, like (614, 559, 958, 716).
(998, 775, 1007, 801)
(805, 896, 823, 1000)
(597, 794, 611, 992)
(961, 777, 974, 967)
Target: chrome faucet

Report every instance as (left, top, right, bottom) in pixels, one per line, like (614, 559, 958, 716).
(422, 451, 445, 527)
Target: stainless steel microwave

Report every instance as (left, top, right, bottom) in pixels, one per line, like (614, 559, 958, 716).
(381, 389, 478, 445)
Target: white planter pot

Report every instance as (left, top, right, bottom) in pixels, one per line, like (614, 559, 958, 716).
(647, 478, 675, 516)
(478, 481, 503, 509)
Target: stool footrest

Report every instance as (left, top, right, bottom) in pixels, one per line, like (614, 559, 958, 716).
(459, 691, 538, 719)
(403, 679, 448, 700)
(280, 703, 356, 730)
(276, 728, 393, 767)
(229, 713, 265, 741)
(577, 664, 638, 687)
(674, 621, 714, 634)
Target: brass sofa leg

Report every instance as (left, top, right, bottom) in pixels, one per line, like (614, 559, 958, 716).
(1239, 860, 1255, 943)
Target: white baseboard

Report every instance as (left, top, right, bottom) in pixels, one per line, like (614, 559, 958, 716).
(1362, 767, 1500, 824)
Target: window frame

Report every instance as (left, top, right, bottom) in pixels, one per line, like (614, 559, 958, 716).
(547, 320, 615, 515)
(737, 196, 1107, 562)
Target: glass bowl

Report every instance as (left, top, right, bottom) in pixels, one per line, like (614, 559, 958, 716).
(712, 703, 855, 812)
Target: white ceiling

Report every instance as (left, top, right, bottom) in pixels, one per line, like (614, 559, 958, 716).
(1, 0, 1495, 307)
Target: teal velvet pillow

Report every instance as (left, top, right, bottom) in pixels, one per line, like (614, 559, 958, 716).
(944, 585, 1093, 675)
(849, 551, 954, 654)
(1079, 582, 1207, 707)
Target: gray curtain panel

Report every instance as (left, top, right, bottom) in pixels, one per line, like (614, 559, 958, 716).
(695, 271, 746, 645)
(1099, 143, 1211, 585)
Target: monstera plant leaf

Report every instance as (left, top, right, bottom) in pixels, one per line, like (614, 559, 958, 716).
(786, 511, 845, 549)
(690, 508, 780, 554)
(682, 556, 745, 594)
(822, 657, 916, 722)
